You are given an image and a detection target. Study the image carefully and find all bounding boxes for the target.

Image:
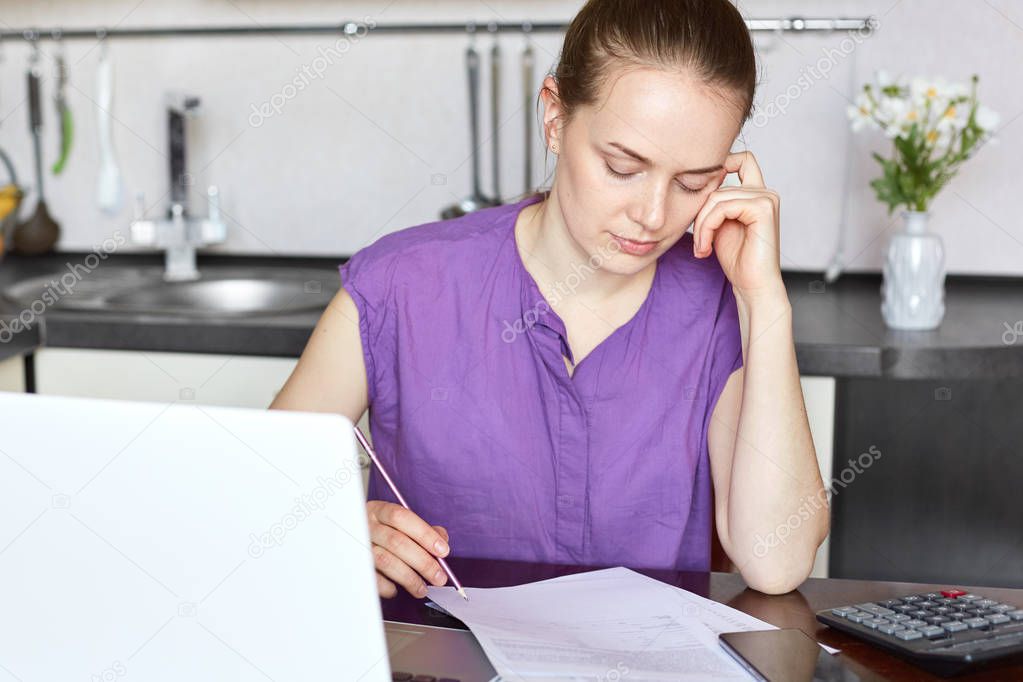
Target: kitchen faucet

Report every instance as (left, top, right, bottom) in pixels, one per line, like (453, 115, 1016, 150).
(130, 92, 226, 281)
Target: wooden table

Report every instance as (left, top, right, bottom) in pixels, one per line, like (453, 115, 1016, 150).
(380, 557, 1023, 681)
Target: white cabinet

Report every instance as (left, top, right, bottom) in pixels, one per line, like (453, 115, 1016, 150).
(800, 376, 836, 579)
(34, 348, 296, 407)
(33, 348, 373, 490)
(0, 355, 25, 393)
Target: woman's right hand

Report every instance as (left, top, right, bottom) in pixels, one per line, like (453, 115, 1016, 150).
(366, 500, 451, 599)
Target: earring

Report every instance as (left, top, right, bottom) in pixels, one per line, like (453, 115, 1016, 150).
(551, 142, 559, 154)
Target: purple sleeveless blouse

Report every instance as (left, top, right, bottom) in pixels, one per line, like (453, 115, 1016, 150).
(338, 192, 743, 571)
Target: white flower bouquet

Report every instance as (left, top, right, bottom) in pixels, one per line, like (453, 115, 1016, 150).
(847, 71, 1000, 215)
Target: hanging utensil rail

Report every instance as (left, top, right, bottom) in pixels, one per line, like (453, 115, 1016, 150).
(0, 17, 875, 42)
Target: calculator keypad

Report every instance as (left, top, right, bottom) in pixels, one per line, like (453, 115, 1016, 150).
(823, 588, 1023, 665)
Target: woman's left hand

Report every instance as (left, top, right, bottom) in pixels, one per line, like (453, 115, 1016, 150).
(692, 151, 785, 305)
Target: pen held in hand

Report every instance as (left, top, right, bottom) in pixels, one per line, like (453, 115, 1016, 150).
(353, 424, 469, 601)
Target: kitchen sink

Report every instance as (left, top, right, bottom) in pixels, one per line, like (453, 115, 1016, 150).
(2, 265, 339, 317)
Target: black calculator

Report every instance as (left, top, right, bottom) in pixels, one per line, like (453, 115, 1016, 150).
(816, 588, 1023, 676)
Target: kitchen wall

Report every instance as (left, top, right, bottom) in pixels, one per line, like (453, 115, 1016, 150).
(0, 0, 1020, 275)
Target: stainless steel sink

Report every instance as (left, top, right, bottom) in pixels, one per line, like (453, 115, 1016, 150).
(2, 265, 340, 317)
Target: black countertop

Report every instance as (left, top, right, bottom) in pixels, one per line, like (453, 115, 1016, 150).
(785, 273, 1023, 379)
(1, 252, 1022, 379)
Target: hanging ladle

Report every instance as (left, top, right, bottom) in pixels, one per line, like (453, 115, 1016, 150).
(13, 33, 60, 255)
(441, 23, 500, 219)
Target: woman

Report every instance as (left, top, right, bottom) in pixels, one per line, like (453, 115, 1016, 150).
(272, 0, 828, 599)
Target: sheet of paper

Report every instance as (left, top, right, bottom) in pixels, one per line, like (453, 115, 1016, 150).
(428, 567, 754, 681)
(429, 567, 838, 657)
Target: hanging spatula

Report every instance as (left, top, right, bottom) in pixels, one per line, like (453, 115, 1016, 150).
(96, 38, 122, 214)
(51, 36, 73, 175)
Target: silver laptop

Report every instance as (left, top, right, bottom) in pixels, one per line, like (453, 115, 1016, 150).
(0, 392, 494, 681)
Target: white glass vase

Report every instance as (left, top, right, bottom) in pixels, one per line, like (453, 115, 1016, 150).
(881, 209, 946, 330)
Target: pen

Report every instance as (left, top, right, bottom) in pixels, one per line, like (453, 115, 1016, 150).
(353, 425, 470, 601)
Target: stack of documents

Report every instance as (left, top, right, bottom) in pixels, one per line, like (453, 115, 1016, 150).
(427, 566, 835, 682)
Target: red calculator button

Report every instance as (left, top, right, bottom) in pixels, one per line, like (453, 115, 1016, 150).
(942, 589, 967, 598)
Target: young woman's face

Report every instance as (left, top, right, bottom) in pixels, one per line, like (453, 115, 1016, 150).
(546, 66, 744, 275)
